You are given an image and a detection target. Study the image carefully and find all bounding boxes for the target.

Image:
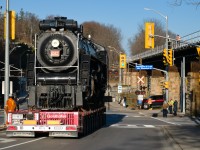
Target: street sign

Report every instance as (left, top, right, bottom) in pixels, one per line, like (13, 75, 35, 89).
(137, 76, 144, 84)
(118, 85, 122, 93)
(136, 65, 153, 70)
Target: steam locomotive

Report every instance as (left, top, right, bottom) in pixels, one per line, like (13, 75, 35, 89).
(26, 17, 108, 111)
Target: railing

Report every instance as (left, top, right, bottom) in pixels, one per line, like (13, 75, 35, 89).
(131, 30, 200, 61)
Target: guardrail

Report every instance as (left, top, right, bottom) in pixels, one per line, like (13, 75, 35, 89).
(131, 30, 200, 61)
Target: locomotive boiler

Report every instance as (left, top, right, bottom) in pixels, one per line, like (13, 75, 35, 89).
(27, 17, 108, 111)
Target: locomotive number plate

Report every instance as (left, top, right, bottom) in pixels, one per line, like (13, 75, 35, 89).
(51, 50, 60, 57)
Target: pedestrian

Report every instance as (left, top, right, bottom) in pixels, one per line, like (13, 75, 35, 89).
(148, 97, 152, 110)
(173, 100, 178, 116)
(118, 96, 122, 104)
(123, 96, 127, 108)
(162, 101, 169, 118)
(176, 34, 181, 47)
(4, 94, 16, 125)
(4, 94, 16, 114)
(168, 98, 174, 114)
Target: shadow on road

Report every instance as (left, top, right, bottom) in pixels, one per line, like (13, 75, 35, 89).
(105, 114, 126, 127)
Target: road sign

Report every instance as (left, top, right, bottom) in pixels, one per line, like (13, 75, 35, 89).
(118, 85, 122, 93)
(136, 65, 153, 70)
(137, 76, 144, 84)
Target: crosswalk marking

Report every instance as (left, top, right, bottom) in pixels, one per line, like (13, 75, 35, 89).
(0, 138, 16, 143)
(109, 124, 155, 128)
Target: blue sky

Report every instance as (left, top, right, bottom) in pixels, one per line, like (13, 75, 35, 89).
(1, 0, 200, 55)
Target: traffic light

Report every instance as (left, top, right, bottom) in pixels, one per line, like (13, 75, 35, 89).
(163, 49, 168, 65)
(167, 49, 173, 66)
(197, 47, 200, 57)
(119, 54, 126, 69)
(164, 81, 169, 89)
(4, 10, 16, 40)
(168, 39, 172, 49)
(145, 22, 154, 49)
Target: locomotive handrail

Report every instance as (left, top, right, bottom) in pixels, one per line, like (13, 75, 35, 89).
(77, 33, 80, 84)
(34, 34, 37, 85)
(35, 66, 79, 69)
(131, 30, 200, 61)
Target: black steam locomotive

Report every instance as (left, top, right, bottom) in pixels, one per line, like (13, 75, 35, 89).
(26, 17, 108, 110)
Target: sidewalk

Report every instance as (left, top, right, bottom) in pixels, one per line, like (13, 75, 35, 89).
(107, 101, 200, 150)
(0, 109, 6, 131)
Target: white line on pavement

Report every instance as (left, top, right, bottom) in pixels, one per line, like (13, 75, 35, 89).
(0, 138, 16, 143)
(110, 124, 156, 128)
(151, 117, 181, 126)
(0, 137, 46, 150)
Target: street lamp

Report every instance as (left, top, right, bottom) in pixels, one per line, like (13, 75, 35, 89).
(144, 8, 168, 49)
(144, 7, 169, 102)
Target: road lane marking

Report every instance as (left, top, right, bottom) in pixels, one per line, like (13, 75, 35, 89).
(0, 138, 16, 143)
(125, 115, 144, 118)
(110, 124, 155, 128)
(151, 117, 181, 125)
(144, 125, 155, 128)
(0, 137, 46, 150)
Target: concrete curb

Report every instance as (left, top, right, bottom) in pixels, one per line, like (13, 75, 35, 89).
(161, 126, 182, 150)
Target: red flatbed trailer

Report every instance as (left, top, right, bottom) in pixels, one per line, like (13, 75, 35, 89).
(6, 107, 106, 137)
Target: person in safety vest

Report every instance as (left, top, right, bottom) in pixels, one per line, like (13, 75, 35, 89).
(168, 98, 174, 114)
(148, 98, 152, 110)
(4, 94, 16, 114)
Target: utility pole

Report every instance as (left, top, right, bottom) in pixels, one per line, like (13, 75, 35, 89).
(4, 0, 10, 124)
(181, 57, 186, 114)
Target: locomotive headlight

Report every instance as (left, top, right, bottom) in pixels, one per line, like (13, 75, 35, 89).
(52, 39, 60, 47)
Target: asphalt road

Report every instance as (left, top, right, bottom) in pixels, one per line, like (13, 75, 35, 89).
(0, 102, 198, 150)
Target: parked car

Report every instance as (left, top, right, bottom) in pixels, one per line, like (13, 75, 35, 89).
(142, 95, 164, 109)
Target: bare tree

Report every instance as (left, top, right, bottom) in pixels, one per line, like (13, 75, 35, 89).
(83, 21, 122, 51)
(83, 21, 123, 68)
(16, 9, 40, 45)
